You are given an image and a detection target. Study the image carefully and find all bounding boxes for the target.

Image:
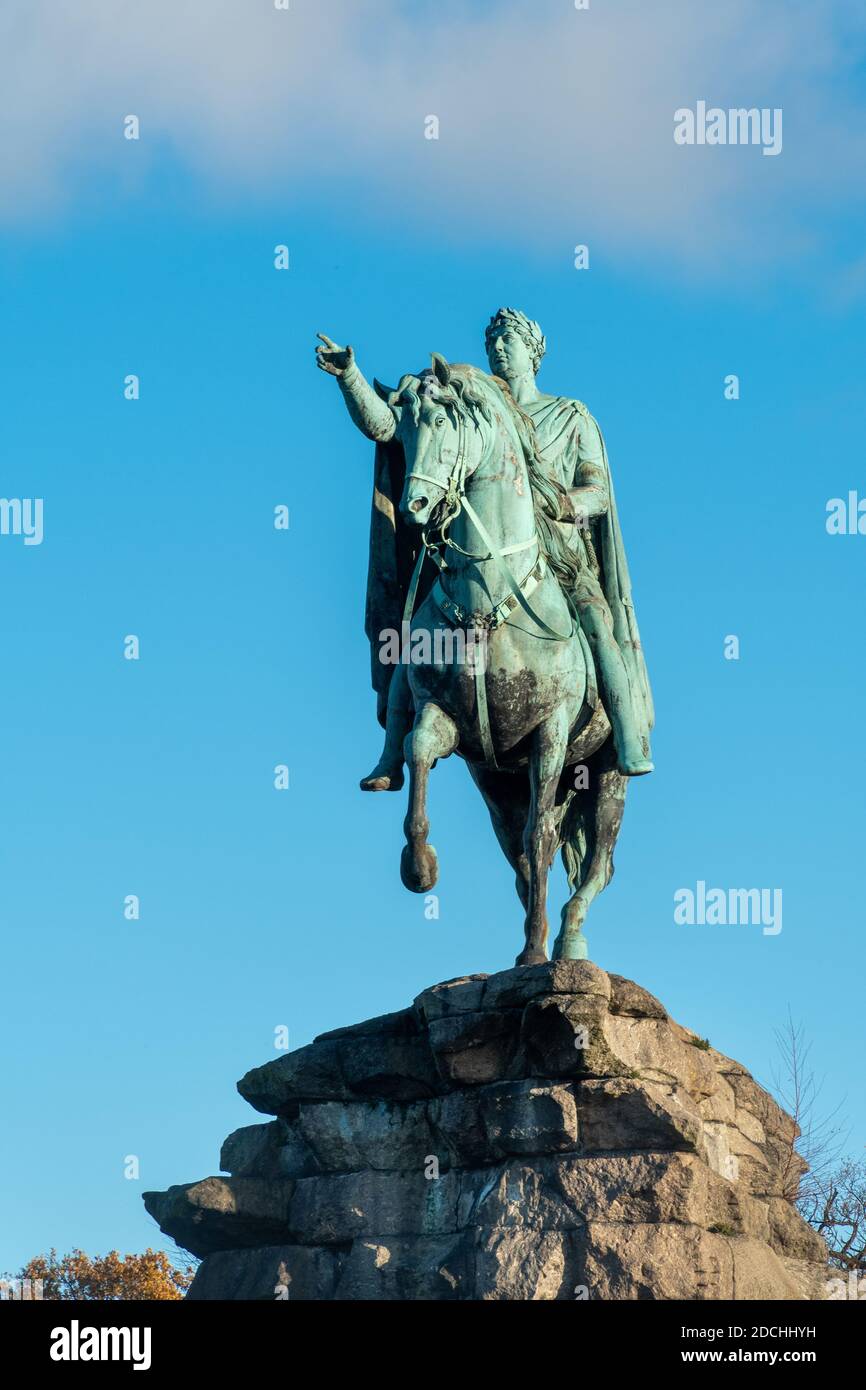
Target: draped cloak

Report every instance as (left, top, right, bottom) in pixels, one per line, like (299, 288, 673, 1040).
(363, 388, 653, 749)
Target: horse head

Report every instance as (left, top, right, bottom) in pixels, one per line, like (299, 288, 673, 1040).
(374, 354, 488, 529)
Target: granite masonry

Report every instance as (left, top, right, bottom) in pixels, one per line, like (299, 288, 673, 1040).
(143, 961, 828, 1300)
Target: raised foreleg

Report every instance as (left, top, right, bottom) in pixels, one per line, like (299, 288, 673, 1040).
(400, 701, 459, 893)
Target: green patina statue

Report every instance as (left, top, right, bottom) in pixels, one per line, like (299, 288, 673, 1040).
(316, 309, 654, 964)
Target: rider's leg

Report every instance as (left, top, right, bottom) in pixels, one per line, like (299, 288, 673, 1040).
(360, 664, 412, 791)
(577, 595, 653, 777)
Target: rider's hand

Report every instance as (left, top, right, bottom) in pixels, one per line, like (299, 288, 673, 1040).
(316, 333, 355, 377)
(556, 489, 577, 523)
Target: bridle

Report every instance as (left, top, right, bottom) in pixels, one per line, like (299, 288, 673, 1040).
(403, 411, 475, 561)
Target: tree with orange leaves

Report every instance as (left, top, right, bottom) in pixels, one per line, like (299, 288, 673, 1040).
(6, 1248, 195, 1300)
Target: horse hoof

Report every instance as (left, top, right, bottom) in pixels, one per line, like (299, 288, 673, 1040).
(400, 843, 439, 893)
(551, 930, 589, 962)
(360, 766, 405, 792)
(515, 946, 548, 967)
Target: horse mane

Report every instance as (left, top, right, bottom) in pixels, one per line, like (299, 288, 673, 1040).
(421, 364, 581, 597)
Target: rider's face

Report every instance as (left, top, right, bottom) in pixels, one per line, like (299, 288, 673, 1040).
(487, 327, 534, 380)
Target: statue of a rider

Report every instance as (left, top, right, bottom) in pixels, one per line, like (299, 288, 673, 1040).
(315, 307, 654, 786)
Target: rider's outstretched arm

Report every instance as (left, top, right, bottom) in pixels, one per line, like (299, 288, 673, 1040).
(338, 359, 397, 444)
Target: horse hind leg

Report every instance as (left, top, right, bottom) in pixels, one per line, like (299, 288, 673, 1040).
(553, 766, 627, 960)
(468, 763, 532, 911)
(519, 705, 571, 968)
(400, 702, 459, 894)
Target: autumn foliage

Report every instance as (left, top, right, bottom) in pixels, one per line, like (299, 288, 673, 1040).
(13, 1248, 195, 1300)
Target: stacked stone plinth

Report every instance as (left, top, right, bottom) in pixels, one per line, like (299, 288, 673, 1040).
(143, 961, 828, 1300)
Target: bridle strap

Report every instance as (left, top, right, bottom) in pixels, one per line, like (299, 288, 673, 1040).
(474, 640, 496, 768)
(460, 493, 574, 642)
(401, 413, 469, 628)
(404, 469, 451, 490)
(402, 541, 428, 630)
(402, 411, 469, 628)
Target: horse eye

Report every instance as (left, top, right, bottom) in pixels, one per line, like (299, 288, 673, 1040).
(434, 416, 446, 427)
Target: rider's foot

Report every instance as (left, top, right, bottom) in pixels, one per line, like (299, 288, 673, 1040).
(360, 760, 405, 792)
(618, 756, 654, 777)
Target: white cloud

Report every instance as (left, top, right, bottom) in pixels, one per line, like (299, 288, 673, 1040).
(1, 0, 864, 275)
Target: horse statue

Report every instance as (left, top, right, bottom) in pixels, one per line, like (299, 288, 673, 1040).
(374, 353, 628, 965)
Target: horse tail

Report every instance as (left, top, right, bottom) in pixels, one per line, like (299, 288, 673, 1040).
(560, 787, 591, 892)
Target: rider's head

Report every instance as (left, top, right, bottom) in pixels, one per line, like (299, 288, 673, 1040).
(485, 308, 546, 381)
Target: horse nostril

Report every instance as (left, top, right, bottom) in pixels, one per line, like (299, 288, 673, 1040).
(409, 496, 428, 514)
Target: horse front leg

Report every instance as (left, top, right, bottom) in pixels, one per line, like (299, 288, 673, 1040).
(400, 701, 459, 893)
(517, 705, 570, 967)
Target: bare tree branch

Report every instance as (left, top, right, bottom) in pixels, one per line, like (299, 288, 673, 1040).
(772, 1011, 864, 1271)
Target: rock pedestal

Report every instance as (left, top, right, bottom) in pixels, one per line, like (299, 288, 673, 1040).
(143, 962, 828, 1300)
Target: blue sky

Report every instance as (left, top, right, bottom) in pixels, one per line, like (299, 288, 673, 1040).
(1, 0, 865, 1272)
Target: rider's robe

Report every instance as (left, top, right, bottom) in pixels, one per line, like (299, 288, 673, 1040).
(525, 395, 654, 747)
(364, 384, 653, 751)
(365, 436, 428, 725)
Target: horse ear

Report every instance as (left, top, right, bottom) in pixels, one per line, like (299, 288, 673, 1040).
(373, 378, 397, 402)
(431, 352, 451, 387)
